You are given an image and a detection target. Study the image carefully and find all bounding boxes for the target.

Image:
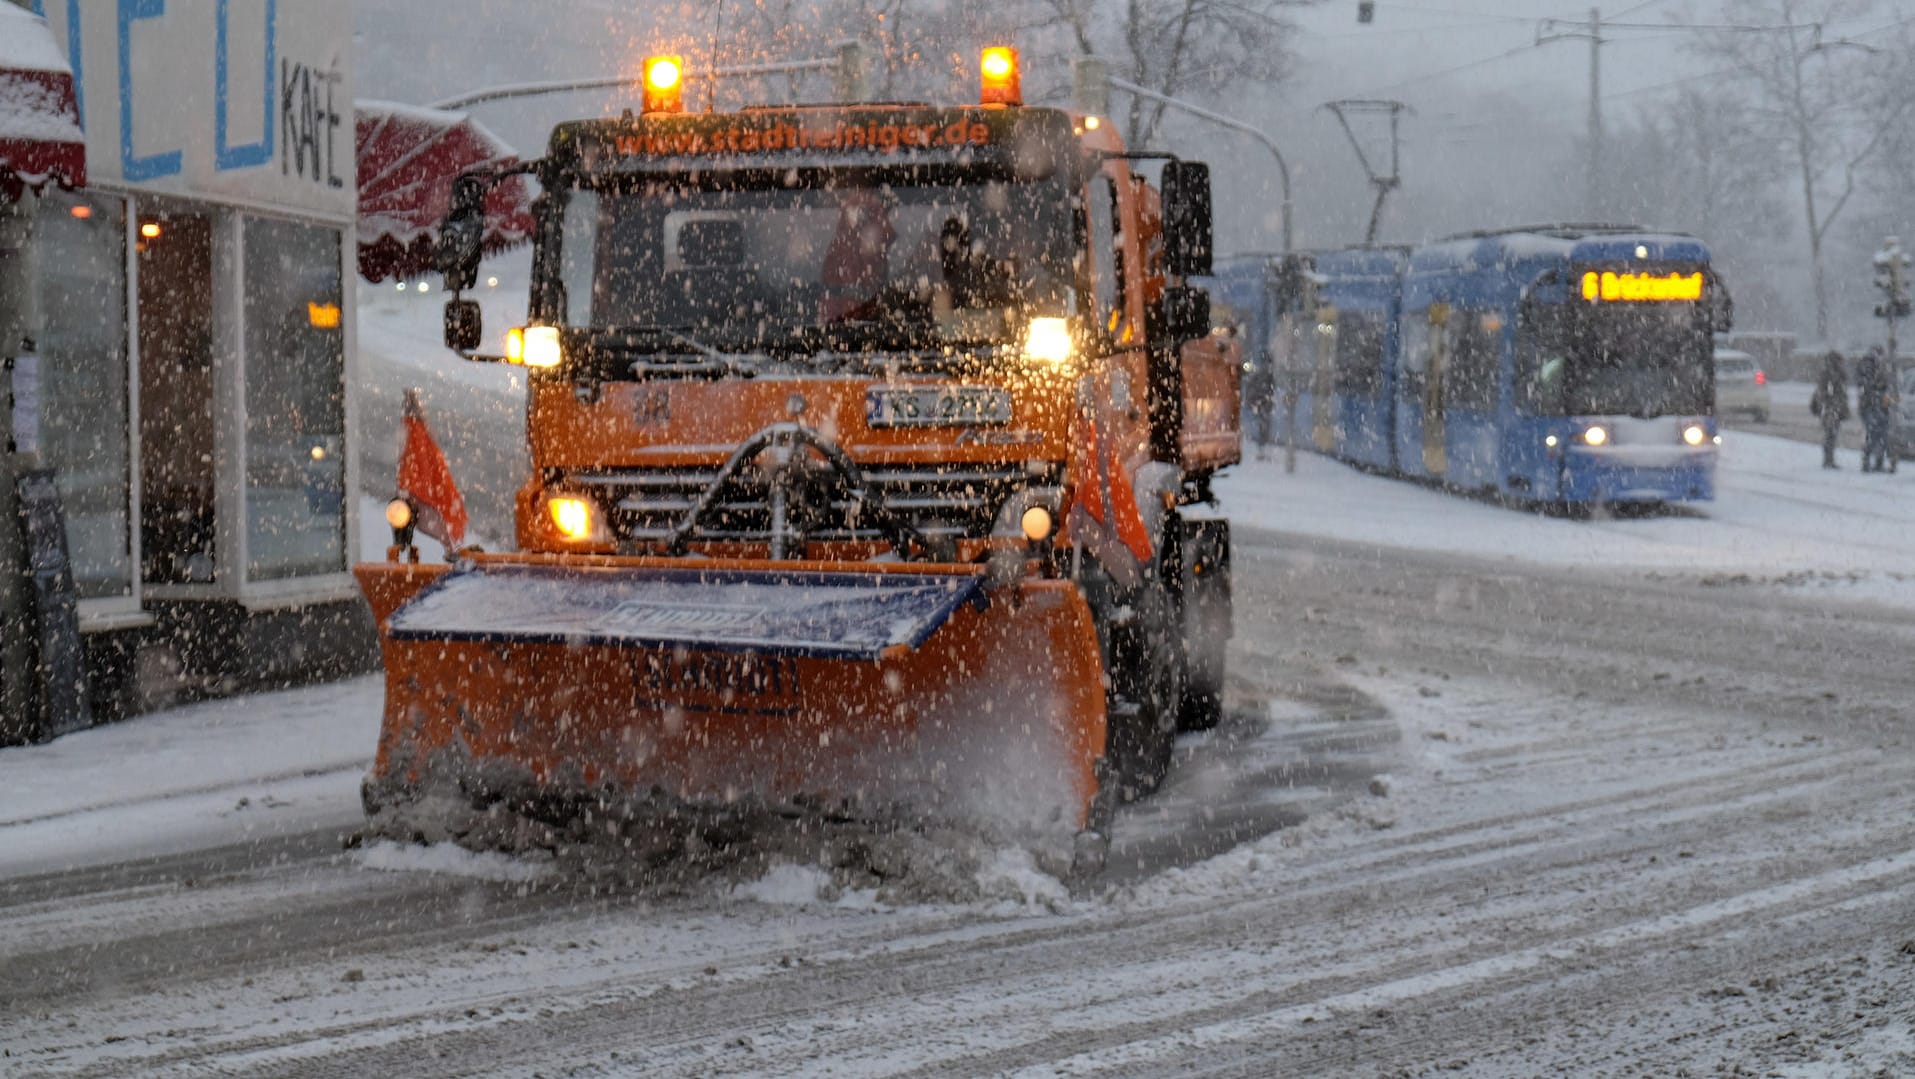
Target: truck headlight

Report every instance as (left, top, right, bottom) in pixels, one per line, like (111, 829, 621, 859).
(1023, 317, 1072, 366)
(506, 325, 563, 368)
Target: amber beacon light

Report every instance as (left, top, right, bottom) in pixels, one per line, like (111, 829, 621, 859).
(980, 46, 1021, 106)
(642, 55, 684, 114)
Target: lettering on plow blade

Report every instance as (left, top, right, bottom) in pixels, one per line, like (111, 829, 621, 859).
(598, 600, 764, 634)
(634, 652, 804, 717)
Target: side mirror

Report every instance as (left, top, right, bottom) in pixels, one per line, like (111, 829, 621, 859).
(1165, 285, 1210, 343)
(1161, 160, 1213, 278)
(444, 299, 482, 352)
(437, 175, 488, 292)
(1705, 269, 1734, 334)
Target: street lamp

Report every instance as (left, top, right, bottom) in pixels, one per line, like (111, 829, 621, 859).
(428, 43, 866, 111)
(1072, 58, 1293, 253)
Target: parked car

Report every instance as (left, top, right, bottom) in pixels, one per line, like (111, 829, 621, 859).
(1714, 349, 1770, 422)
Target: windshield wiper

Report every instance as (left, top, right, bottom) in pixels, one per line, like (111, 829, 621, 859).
(635, 330, 767, 379)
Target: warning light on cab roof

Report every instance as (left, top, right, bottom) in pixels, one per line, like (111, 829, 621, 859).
(642, 55, 683, 114)
(980, 46, 1021, 107)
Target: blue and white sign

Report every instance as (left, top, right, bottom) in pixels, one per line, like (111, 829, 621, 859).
(31, 0, 353, 220)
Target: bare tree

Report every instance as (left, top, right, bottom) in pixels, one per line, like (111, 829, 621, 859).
(1690, 0, 1912, 344)
(1023, 0, 1317, 148)
(1598, 88, 1787, 246)
(1852, 21, 1915, 242)
(660, 0, 972, 105)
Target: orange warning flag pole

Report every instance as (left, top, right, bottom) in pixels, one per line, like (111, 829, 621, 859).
(397, 388, 467, 548)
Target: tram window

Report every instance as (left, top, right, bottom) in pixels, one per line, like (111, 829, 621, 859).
(1401, 313, 1432, 378)
(1334, 311, 1387, 397)
(1448, 309, 1502, 412)
(1517, 303, 1570, 416)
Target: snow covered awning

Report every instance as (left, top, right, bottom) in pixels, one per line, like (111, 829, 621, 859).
(0, 5, 86, 197)
(355, 100, 535, 283)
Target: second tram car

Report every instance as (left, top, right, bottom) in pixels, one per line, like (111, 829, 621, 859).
(1284, 226, 1732, 506)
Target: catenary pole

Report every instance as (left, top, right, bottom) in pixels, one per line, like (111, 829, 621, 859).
(1538, 10, 1605, 220)
(1589, 8, 1603, 219)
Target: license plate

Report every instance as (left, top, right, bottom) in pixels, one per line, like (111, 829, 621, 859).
(866, 385, 1013, 427)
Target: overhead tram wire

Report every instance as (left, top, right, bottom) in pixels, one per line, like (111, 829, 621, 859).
(1327, 6, 1906, 119)
(1354, 2, 1538, 25)
(1361, 39, 1549, 97)
(1594, 11, 1915, 104)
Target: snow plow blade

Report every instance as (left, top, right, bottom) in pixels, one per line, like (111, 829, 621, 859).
(354, 554, 1107, 840)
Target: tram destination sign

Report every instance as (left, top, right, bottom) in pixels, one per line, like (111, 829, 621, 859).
(1580, 270, 1704, 304)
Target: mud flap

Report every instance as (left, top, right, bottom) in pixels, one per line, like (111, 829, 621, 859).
(358, 557, 1107, 840)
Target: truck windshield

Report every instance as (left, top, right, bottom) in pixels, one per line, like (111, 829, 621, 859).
(1517, 299, 1712, 417)
(553, 169, 1078, 355)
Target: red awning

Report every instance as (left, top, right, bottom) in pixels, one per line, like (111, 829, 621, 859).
(0, 6, 86, 198)
(356, 101, 536, 283)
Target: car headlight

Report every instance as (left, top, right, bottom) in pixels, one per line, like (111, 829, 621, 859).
(1582, 425, 1608, 447)
(1022, 317, 1072, 366)
(1682, 424, 1706, 446)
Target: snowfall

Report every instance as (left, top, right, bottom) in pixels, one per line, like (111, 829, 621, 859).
(4, 367, 1907, 883)
(8, 288, 1915, 1074)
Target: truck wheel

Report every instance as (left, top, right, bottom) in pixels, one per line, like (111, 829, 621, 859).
(1179, 519, 1231, 732)
(1106, 575, 1183, 803)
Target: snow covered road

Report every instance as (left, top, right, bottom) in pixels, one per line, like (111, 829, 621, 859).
(4, 446, 1915, 1076)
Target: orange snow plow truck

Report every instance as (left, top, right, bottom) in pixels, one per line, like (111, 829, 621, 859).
(356, 49, 1240, 864)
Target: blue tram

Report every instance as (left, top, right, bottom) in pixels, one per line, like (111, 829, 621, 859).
(1287, 226, 1733, 505)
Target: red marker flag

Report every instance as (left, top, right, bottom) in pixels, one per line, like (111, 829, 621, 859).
(397, 388, 467, 548)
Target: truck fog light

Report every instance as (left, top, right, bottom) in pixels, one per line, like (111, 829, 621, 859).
(548, 496, 596, 540)
(1683, 424, 1706, 446)
(385, 498, 413, 530)
(1021, 505, 1054, 542)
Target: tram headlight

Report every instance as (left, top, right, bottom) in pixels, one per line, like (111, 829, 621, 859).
(1682, 424, 1706, 447)
(1582, 425, 1609, 447)
(1544, 434, 1559, 448)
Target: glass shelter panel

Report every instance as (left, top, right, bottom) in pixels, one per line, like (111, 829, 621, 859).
(242, 217, 346, 581)
(138, 206, 218, 586)
(34, 191, 133, 600)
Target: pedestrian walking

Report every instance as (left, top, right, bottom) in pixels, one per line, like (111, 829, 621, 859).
(1856, 347, 1896, 473)
(1247, 360, 1275, 460)
(1810, 351, 1850, 469)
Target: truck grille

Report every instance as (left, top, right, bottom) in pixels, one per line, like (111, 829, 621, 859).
(569, 463, 1041, 547)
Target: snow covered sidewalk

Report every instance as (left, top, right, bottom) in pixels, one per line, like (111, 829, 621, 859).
(1218, 430, 1915, 609)
(0, 679, 381, 877)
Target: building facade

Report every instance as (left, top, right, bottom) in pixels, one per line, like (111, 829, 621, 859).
(20, 0, 368, 720)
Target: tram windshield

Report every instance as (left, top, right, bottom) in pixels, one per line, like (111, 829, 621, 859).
(1517, 299, 1712, 417)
